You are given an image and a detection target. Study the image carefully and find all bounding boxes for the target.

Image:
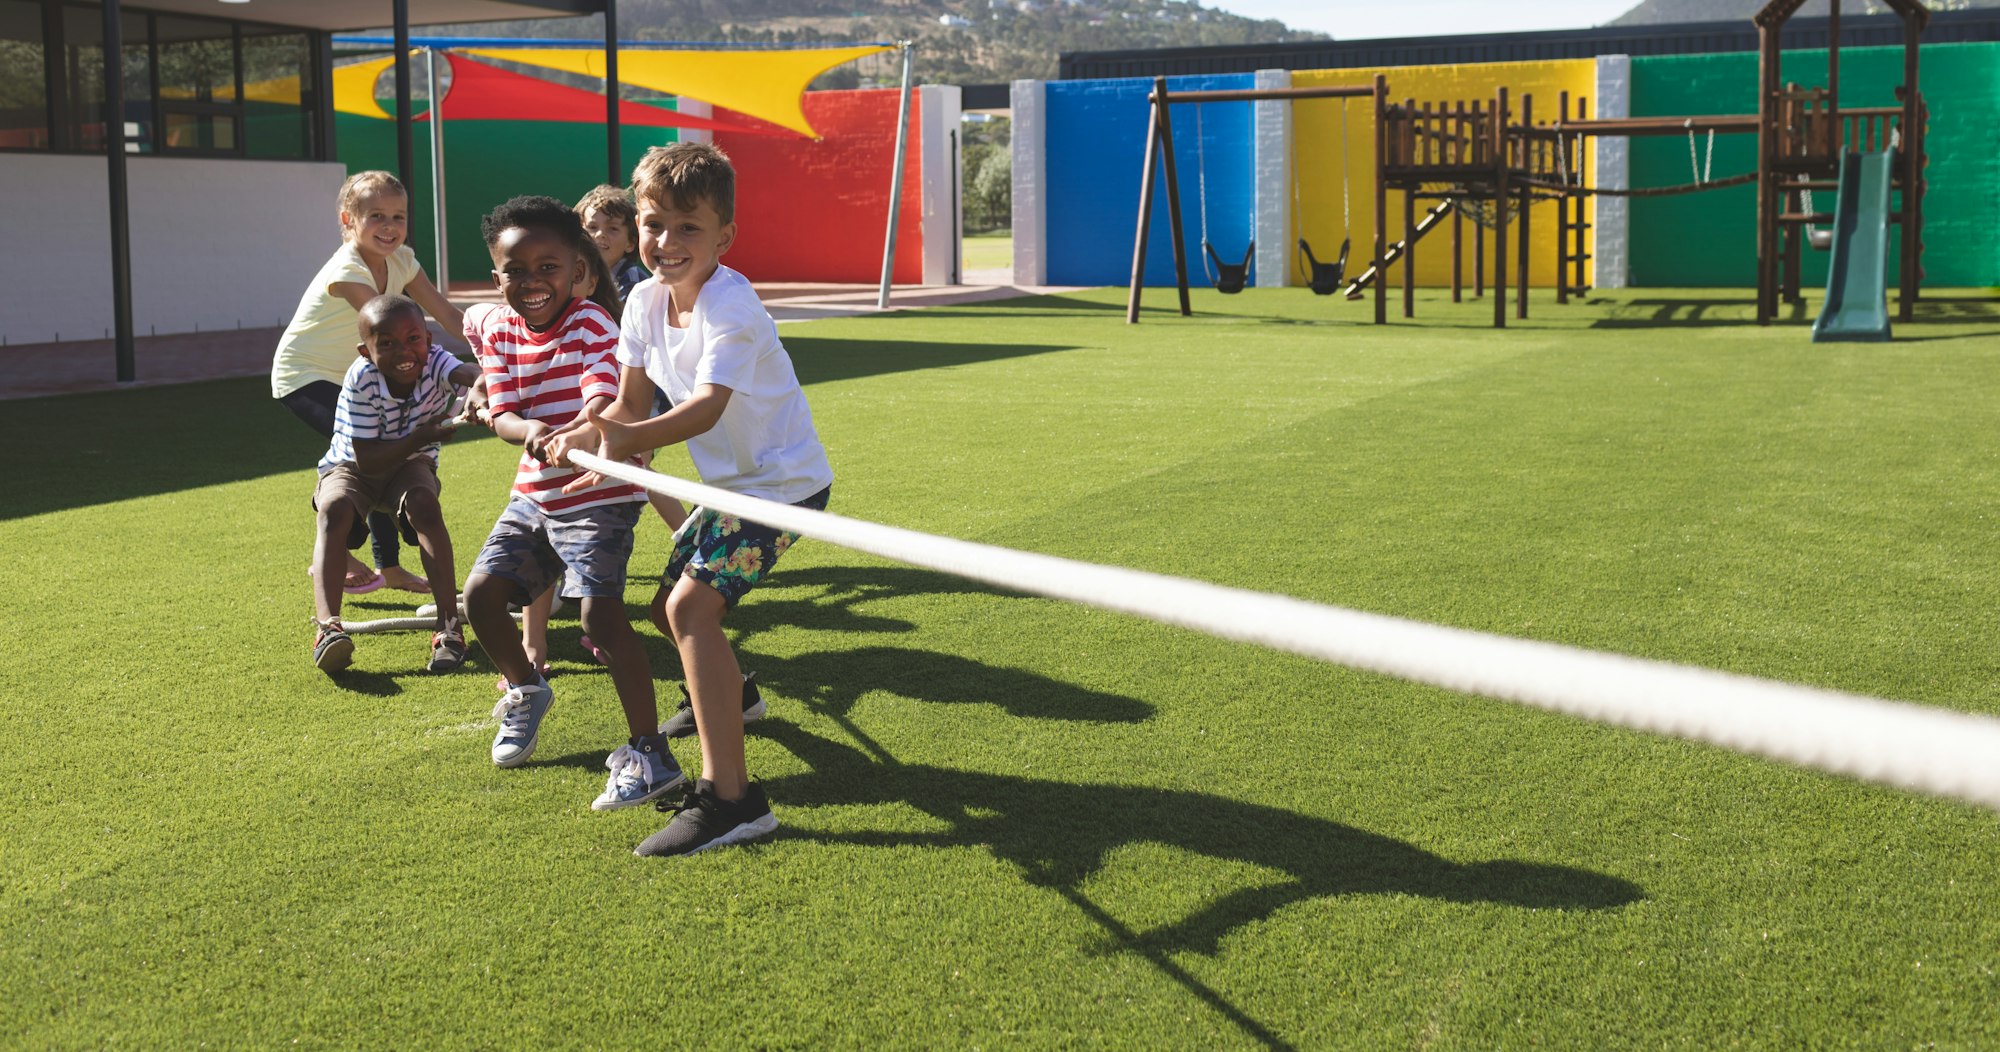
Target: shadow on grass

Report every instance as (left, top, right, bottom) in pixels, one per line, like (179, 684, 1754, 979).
(1, 336, 1085, 521)
(757, 718, 1640, 1050)
(787, 335, 1085, 387)
(325, 669, 404, 697)
(1587, 296, 1808, 329)
(728, 564, 1004, 639)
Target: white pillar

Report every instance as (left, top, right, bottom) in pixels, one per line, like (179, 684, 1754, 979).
(1253, 68, 1291, 288)
(918, 84, 963, 285)
(1010, 78, 1046, 287)
(676, 97, 712, 145)
(1594, 55, 1631, 289)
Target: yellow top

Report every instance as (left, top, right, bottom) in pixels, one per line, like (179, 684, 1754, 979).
(270, 243, 421, 399)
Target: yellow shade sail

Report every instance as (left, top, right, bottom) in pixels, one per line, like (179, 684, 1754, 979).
(332, 56, 397, 119)
(461, 44, 891, 138)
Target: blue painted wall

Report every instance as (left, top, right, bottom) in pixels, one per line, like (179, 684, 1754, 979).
(1045, 74, 1257, 287)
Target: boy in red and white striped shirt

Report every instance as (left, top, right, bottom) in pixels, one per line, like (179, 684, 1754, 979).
(460, 196, 681, 810)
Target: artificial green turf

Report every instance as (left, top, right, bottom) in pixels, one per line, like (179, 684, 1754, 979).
(962, 232, 1013, 273)
(4, 286, 1999, 1048)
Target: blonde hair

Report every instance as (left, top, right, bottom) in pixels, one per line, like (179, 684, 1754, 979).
(337, 170, 407, 238)
(631, 142, 735, 225)
(574, 184, 642, 268)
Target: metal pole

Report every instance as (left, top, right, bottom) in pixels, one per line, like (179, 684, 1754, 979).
(876, 41, 915, 310)
(426, 48, 449, 290)
(393, 0, 413, 193)
(104, 0, 134, 382)
(604, 0, 621, 185)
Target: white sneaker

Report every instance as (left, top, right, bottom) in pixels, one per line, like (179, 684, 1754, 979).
(591, 738, 685, 811)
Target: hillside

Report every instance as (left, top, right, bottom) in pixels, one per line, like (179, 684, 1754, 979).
(1612, 0, 1995, 25)
(422, 0, 1323, 84)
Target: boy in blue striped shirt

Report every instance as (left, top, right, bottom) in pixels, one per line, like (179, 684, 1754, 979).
(310, 294, 481, 675)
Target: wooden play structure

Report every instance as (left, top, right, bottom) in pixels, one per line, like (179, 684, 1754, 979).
(1127, 0, 1929, 335)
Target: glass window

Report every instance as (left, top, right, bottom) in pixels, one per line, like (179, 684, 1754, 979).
(154, 14, 235, 104)
(0, 0, 47, 149)
(61, 5, 150, 153)
(242, 29, 311, 159)
(154, 14, 239, 155)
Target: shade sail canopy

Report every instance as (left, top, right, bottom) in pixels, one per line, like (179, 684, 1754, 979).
(334, 56, 397, 118)
(333, 53, 782, 133)
(462, 44, 892, 138)
(430, 55, 783, 133)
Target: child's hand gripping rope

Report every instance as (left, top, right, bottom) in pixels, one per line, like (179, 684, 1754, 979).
(546, 403, 637, 493)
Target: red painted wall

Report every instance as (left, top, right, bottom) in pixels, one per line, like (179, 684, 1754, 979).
(716, 89, 924, 284)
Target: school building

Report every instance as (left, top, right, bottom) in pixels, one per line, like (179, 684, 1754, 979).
(0, 0, 604, 375)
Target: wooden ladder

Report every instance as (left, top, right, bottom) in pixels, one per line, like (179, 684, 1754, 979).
(1343, 199, 1457, 300)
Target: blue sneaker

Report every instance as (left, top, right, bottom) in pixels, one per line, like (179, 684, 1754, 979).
(591, 735, 685, 811)
(490, 680, 553, 768)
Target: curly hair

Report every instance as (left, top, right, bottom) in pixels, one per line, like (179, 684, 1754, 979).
(479, 194, 621, 318)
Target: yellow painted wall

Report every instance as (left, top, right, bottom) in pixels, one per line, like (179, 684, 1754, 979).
(1292, 60, 1596, 289)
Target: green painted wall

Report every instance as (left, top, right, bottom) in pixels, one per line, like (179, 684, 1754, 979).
(1629, 42, 2000, 288)
(336, 105, 679, 286)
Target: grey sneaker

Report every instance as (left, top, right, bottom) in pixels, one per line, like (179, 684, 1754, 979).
(635, 779, 778, 857)
(591, 735, 685, 811)
(428, 619, 469, 673)
(660, 671, 765, 739)
(490, 680, 554, 768)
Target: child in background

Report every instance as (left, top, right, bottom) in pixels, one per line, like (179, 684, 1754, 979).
(577, 184, 652, 299)
(460, 195, 678, 812)
(549, 143, 832, 856)
(274, 170, 464, 596)
(309, 294, 478, 675)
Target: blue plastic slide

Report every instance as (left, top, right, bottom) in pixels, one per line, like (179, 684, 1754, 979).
(1811, 148, 1896, 343)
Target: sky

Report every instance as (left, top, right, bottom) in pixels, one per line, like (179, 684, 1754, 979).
(1207, 0, 1643, 39)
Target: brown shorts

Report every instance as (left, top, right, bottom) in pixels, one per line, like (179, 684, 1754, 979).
(312, 459, 441, 551)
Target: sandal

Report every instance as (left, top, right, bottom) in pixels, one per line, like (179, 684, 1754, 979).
(380, 566, 430, 594)
(306, 565, 386, 596)
(313, 618, 354, 674)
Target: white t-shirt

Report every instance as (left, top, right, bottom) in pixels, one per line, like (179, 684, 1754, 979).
(615, 265, 833, 504)
(271, 243, 422, 399)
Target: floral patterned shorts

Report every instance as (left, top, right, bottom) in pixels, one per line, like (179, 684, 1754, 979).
(663, 485, 830, 607)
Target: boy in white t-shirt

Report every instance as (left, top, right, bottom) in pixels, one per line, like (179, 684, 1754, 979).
(549, 143, 833, 857)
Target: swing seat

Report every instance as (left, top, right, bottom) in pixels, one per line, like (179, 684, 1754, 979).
(1204, 240, 1254, 294)
(1298, 238, 1350, 296)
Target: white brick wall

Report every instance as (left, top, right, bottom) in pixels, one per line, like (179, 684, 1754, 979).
(1594, 55, 1632, 290)
(1010, 79, 1047, 286)
(1, 154, 346, 345)
(1253, 69, 1292, 288)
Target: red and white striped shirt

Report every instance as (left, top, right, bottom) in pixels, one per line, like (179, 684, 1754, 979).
(464, 299, 645, 513)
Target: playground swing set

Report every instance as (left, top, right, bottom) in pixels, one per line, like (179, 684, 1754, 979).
(1126, 0, 1930, 342)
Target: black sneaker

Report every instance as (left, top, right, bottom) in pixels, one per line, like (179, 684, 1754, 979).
(659, 671, 765, 739)
(635, 779, 778, 857)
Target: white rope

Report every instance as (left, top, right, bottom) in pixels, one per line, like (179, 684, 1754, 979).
(344, 616, 443, 635)
(572, 452, 2000, 813)
(344, 609, 519, 635)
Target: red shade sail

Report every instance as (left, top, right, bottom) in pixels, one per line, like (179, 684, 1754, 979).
(422, 55, 785, 136)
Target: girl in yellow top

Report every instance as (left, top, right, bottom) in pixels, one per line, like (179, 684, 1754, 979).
(272, 171, 464, 594)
